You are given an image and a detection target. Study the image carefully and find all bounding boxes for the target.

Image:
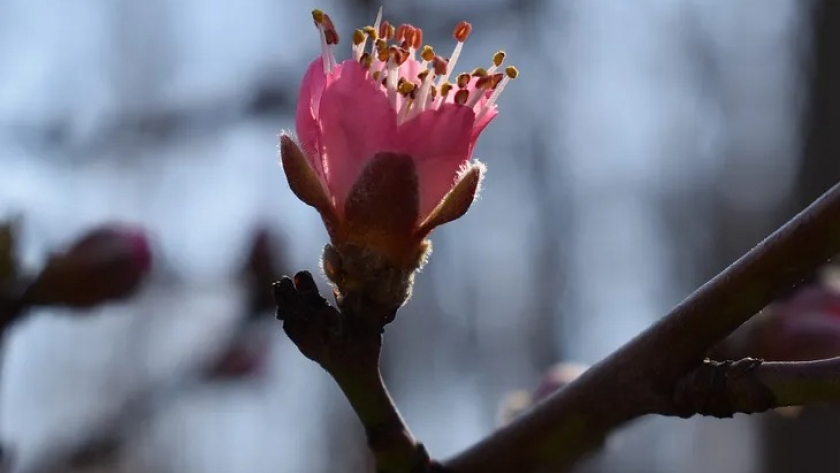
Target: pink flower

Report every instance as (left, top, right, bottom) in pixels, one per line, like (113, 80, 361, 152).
(281, 8, 516, 269)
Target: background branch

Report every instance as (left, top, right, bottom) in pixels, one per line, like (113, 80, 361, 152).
(442, 182, 840, 473)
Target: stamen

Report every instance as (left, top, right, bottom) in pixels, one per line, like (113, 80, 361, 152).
(471, 67, 488, 77)
(412, 68, 435, 117)
(386, 57, 399, 109)
(398, 94, 414, 124)
(465, 76, 493, 108)
(487, 51, 506, 74)
(476, 65, 519, 122)
(437, 21, 472, 86)
(352, 29, 366, 61)
(312, 9, 333, 74)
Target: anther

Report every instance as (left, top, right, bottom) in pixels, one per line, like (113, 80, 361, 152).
(395, 24, 409, 43)
(440, 82, 453, 97)
(398, 81, 416, 95)
(454, 89, 469, 105)
(353, 29, 366, 45)
(505, 66, 519, 79)
(380, 21, 395, 40)
(322, 14, 339, 45)
(412, 28, 423, 49)
(490, 73, 504, 88)
(493, 51, 506, 67)
(453, 21, 472, 42)
(433, 56, 448, 76)
(456, 73, 471, 88)
(420, 45, 435, 62)
(474, 75, 494, 89)
(324, 29, 339, 45)
(471, 67, 488, 77)
(311, 9, 324, 24)
(363, 26, 377, 40)
(390, 46, 409, 66)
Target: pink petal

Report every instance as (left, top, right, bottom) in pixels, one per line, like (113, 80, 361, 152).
(295, 59, 328, 178)
(473, 103, 498, 140)
(392, 104, 475, 219)
(318, 59, 397, 211)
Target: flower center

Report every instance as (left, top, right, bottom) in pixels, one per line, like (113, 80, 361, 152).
(311, 8, 518, 125)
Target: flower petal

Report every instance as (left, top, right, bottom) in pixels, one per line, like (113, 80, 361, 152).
(319, 60, 397, 211)
(393, 104, 475, 219)
(295, 59, 328, 177)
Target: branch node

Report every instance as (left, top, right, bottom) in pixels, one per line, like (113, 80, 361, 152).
(673, 358, 775, 418)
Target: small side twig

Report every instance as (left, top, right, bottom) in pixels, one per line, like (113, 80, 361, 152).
(273, 271, 434, 473)
(669, 356, 840, 418)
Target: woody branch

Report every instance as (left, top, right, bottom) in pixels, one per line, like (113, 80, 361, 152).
(274, 182, 840, 473)
(441, 182, 840, 473)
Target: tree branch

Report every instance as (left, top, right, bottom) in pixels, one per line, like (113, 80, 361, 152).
(442, 183, 840, 473)
(273, 271, 435, 473)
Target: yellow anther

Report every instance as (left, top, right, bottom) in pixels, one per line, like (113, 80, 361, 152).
(471, 67, 488, 77)
(420, 45, 435, 62)
(312, 9, 324, 24)
(398, 81, 416, 95)
(440, 82, 453, 97)
(505, 66, 519, 79)
(493, 51, 506, 67)
(353, 29, 366, 45)
(363, 26, 378, 39)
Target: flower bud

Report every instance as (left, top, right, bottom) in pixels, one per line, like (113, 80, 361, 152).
(498, 362, 588, 425)
(24, 225, 152, 308)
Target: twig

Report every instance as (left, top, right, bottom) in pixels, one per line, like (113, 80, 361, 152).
(273, 271, 435, 473)
(668, 357, 840, 418)
(442, 182, 840, 473)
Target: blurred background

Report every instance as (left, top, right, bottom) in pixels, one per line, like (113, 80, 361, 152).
(0, 0, 838, 472)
